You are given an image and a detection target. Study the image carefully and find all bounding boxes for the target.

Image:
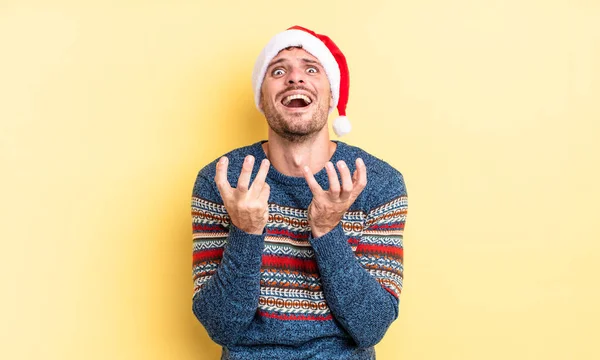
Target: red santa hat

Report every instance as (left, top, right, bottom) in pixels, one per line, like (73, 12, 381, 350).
(252, 25, 352, 137)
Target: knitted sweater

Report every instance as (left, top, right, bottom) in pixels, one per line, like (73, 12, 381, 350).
(191, 141, 407, 360)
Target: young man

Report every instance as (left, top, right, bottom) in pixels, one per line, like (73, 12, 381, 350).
(192, 26, 408, 360)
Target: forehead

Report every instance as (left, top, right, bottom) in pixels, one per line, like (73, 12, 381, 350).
(268, 47, 322, 67)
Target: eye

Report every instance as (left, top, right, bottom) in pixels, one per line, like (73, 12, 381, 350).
(272, 68, 285, 76)
(307, 67, 318, 74)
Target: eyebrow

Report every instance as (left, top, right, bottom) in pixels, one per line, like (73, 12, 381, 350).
(267, 58, 322, 70)
(301, 58, 320, 65)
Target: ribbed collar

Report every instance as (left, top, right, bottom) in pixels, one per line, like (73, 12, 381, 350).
(249, 140, 346, 187)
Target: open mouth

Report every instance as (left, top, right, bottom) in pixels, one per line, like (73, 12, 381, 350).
(281, 94, 312, 108)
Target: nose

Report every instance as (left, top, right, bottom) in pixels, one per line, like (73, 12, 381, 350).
(286, 67, 305, 84)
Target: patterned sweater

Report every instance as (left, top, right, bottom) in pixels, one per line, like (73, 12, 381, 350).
(191, 141, 407, 360)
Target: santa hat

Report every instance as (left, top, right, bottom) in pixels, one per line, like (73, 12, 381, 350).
(252, 25, 352, 137)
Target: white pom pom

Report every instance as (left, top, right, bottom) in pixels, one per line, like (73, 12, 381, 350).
(333, 116, 351, 137)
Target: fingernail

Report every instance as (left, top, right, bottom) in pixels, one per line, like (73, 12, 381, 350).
(357, 158, 364, 166)
(303, 165, 310, 173)
(246, 156, 254, 164)
(219, 157, 227, 164)
(337, 161, 346, 168)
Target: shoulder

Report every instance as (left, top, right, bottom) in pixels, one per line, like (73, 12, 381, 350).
(337, 142, 407, 208)
(337, 142, 406, 187)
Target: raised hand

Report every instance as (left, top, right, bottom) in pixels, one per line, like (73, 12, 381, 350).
(214, 155, 271, 235)
(303, 158, 367, 238)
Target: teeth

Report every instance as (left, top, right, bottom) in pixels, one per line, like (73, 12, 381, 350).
(283, 94, 312, 106)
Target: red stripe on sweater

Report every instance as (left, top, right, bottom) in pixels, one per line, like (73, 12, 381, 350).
(193, 248, 224, 262)
(261, 255, 318, 273)
(193, 224, 225, 232)
(347, 237, 360, 247)
(355, 244, 403, 257)
(267, 228, 309, 240)
(383, 286, 400, 299)
(368, 223, 405, 230)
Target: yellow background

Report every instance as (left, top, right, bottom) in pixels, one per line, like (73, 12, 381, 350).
(2, 0, 599, 359)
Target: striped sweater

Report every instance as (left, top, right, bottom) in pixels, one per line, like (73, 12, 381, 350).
(192, 141, 407, 360)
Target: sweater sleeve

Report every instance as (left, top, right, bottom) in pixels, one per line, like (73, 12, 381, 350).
(191, 173, 264, 346)
(309, 174, 407, 348)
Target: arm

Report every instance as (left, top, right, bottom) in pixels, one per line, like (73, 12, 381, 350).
(191, 156, 271, 346)
(191, 177, 264, 346)
(309, 192, 407, 348)
(303, 159, 407, 347)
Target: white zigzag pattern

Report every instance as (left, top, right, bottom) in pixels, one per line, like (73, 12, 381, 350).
(192, 197, 227, 214)
(365, 269, 403, 285)
(343, 211, 367, 221)
(268, 204, 307, 217)
(360, 251, 403, 262)
(359, 257, 404, 272)
(360, 235, 403, 246)
(368, 196, 408, 217)
(261, 272, 321, 285)
(264, 243, 315, 258)
(191, 216, 229, 228)
(260, 287, 325, 300)
(193, 262, 218, 273)
(193, 239, 227, 251)
(376, 278, 403, 293)
(193, 276, 215, 288)
(366, 214, 406, 226)
(194, 276, 212, 289)
(259, 304, 330, 315)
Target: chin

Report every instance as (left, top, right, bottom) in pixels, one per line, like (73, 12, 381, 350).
(264, 102, 328, 140)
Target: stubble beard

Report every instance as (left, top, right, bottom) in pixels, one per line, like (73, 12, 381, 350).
(261, 96, 329, 144)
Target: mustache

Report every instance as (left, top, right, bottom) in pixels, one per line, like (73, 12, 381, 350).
(276, 85, 317, 99)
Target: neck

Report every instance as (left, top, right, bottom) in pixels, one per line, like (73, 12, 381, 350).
(263, 128, 336, 177)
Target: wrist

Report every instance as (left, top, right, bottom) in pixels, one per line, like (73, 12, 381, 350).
(231, 220, 265, 235)
(311, 224, 336, 238)
(307, 203, 341, 238)
(238, 225, 265, 235)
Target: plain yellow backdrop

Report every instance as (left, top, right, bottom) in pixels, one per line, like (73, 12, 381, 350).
(2, 0, 599, 359)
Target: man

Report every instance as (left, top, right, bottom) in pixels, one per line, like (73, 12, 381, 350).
(192, 26, 408, 360)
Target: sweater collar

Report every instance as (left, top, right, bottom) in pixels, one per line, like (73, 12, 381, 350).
(252, 140, 345, 187)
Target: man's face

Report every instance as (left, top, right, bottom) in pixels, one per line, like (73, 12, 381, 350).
(259, 47, 334, 143)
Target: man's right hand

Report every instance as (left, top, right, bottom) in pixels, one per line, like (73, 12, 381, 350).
(214, 155, 271, 235)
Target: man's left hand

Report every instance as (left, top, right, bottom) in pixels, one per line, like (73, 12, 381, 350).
(303, 158, 367, 238)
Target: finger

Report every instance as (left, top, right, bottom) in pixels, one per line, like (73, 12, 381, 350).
(249, 159, 270, 195)
(214, 157, 232, 197)
(236, 155, 254, 192)
(259, 182, 270, 203)
(352, 158, 368, 196)
(351, 158, 362, 183)
(337, 160, 353, 200)
(325, 161, 340, 196)
(302, 165, 324, 195)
